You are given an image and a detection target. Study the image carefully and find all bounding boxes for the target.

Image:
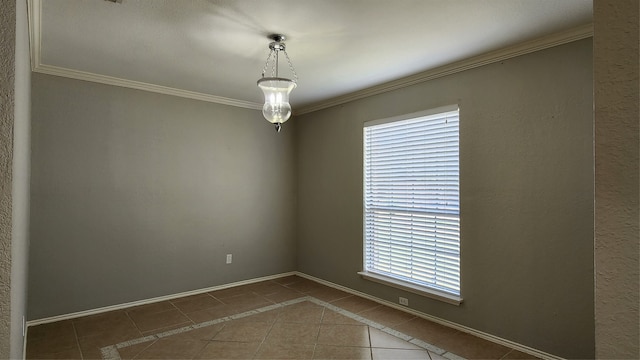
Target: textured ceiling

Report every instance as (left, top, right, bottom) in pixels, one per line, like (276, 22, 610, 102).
(33, 0, 593, 111)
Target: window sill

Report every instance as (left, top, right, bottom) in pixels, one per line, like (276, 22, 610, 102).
(357, 271, 463, 306)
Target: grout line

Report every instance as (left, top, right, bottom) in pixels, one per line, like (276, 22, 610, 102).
(253, 303, 283, 359)
(500, 348, 516, 360)
(71, 321, 84, 360)
(409, 338, 447, 355)
(192, 322, 228, 360)
(162, 296, 200, 335)
(99, 296, 312, 357)
(367, 325, 374, 360)
(114, 338, 157, 360)
(135, 340, 159, 359)
(307, 297, 459, 358)
(94, 295, 464, 360)
(123, 310, 144, 338)
(311, 305, 327, 360)
(252, 325, 273, 358)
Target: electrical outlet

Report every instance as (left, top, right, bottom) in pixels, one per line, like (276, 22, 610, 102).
(399, 297, 409, 306)
(226, 254, 232, 264)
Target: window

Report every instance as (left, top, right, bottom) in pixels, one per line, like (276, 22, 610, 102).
(360, 105, 461, 305)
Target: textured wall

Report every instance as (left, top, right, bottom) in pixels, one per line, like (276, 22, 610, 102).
(594, 0, 640, 358)
(0, 0, 17, 357)
(29, 74, 297, 319)
(11, 0, 31, 357)
(296, 39, 594, 358)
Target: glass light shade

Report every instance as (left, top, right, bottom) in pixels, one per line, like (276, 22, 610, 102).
(257, 77, 296, 124)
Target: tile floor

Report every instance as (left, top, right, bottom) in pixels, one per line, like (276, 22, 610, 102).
(26, 275, 538, 359)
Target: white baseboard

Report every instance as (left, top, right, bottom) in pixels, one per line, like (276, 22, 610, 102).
(294, 271, 563, 360)
(25, 272, 296, 327)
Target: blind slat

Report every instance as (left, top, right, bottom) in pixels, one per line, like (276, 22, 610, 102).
(364, 108, 460, 296)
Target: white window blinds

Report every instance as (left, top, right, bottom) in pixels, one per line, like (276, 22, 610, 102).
(363, 106, 460, 296)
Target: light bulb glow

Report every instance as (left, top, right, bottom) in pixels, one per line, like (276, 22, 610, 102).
(257, 78, 296, 124)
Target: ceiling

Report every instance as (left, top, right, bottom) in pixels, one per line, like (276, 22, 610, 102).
(29, 0, 593, 114)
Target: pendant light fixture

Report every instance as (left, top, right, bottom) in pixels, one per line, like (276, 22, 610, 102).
(257, 34, 298, 132)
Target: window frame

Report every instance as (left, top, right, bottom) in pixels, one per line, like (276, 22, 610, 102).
(359, 104, 463, 306)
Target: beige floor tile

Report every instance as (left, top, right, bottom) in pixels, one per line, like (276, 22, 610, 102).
(27, 320, 75, 342)
(26, 330, 78, 358)
(272, 275, 300, 285)
(126, 301, 176, 318)
(396, 318, 513, 359)
(170, 293, 225, 314)
(26, 276, 528, 360)
(313, 345, 372, 360)
(331, 296, 382, 314)
(255, 342, 315, 359)
(26, 336, 81, 360)
(307, 287, 352, 303)
(232, 308, 282, 324)
(170, 323, 225, 341)
(263, 287, 306, 303)
(359, 305, 416, 327)
(371, 348, 431, 360)
(186, 303, 246, 323)
(208, 284, 256, 299)
(245, 280, 291, 296)
(78, 330, 143, 360)
(212, 320, 272, 342)
(321, 309, 365, 325)
(266, 322, 321, 344)
(432, 331, 512, 359)
(283, 278, 327, 293)
(217, 292, 274, 309)
(129, 308, 192, 333)
(317, 324, 371, 347)
(117, 341, 156, 360)
(427, 351, 449, 360)
(73, 310, 138, 339)
(276, 301, 325, 323)
(369, 328, 422, 350)
(28, 347, 82, 360)
(133, 338, 208, 359)
(140, 321, 194, 337)
(194, 341, 261, 359)
(394, 317, 460, 348)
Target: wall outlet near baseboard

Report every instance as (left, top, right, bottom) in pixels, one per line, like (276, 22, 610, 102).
(399, 297, 409, 306)
(226, 254, 232, 264)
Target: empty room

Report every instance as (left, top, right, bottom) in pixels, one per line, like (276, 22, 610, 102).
(1, 0, 637, 359)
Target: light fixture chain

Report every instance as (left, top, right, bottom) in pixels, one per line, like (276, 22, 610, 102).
(283, 50, 298, 83)
(261, 49, 275, 77)
(274, 50, 279, 77)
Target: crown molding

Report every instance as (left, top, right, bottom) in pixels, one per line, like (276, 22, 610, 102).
(27, 0, 592, 115)
(27, 0, 41, 72)
(295, 23, 593, 115)
(33, 64, 263, 110)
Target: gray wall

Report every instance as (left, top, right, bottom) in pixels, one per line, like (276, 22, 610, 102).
(296, 39, 594, 358)
(594, 0, 639, 357)
(28, 74, 297, 319)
